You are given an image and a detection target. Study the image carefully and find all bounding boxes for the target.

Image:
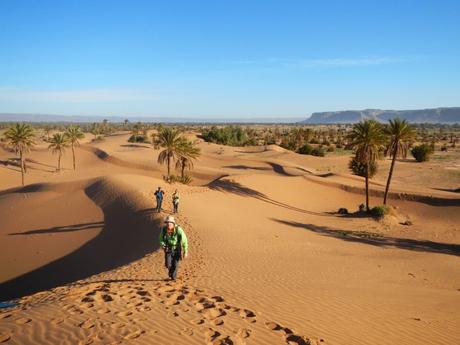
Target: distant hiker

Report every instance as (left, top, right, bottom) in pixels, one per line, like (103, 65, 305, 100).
(172, 190, 180, 213)
(154, 187, 165, 212)
(159, 215, 188, 281)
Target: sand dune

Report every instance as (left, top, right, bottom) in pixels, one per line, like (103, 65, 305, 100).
(0, 133, 459, 345)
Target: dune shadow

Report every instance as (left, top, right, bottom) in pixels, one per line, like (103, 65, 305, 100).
(271, 218, 460, 257)
(120, 144, 151, 149)
(71, 278, 167, 286)
(208, 178, 328, 216)
(0, 184, 163, 301)
(9, 222, 105, 235)
(223, 165, 271, 171)
(434, 187, 460, 193)
(266, 162, 297, 176)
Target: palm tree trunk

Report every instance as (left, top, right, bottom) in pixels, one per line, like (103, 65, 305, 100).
(181, 161, 185, 178)
(72, 143, 76, 170)
(167, 154, 170, 177)
(383, 146, 397, 205)
(58, 151, 61, 172)
(20, 150, 25, 186)
(365, 163, 370, 212)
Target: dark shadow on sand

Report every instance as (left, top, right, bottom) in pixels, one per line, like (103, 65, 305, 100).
(223, 165, 271, 171)
(208, 178, 328, 216)
(271, 218, 460, 257)
(9, 222, 105, 235)
(0, 183, 162, 301)
(266, 162, 297, 176)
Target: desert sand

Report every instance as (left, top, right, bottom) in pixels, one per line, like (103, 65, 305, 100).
(0, 132, 459, 345)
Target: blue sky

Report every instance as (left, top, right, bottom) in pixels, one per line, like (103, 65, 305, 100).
(0, 0, 459, 118)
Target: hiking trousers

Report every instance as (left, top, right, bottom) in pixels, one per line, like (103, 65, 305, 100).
(164, 247, 181, 280)
(156, 198, 163, 212)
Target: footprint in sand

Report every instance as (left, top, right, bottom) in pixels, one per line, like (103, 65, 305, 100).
(136, 290, 151, 297)
(123, 329, 145, 340)
(212, 296, 225, 302)
(265, 321, 293, 335)
(116, 310, 133, 317)
(15, 317, 32, 324)
(51, 317, 65, 325)
(96, 308, 111, 314)
(191, 318, 205, 325)
(236, 328, 252, 339)
(265, 322, 312, 345)
(205, 328, 221, 342)
(203, 308, 227, 320)
(78, 319, 96, 329)
(180, 327, 194, 336)
(0, 313, 12, 320)
(211, 318, 224, 326)
(0, 333, 11, 343)
(239, 309, 257, 323)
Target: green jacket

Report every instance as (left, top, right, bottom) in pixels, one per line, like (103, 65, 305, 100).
(159, 225, 188, 255)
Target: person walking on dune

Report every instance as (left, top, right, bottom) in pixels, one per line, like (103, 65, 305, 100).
(172, 189, 180, 213)
(159, 215, 188, 281)
(154, 187, 165, 212)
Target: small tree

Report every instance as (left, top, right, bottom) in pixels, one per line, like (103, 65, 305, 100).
(3, 123, 36, 185)
(90, 123, 101, 140)
(411, 144, 433, 162)
(48, 133, 69, 172)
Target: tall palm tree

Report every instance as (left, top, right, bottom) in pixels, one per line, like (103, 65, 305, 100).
(154, 127, 183, 177)
(48, 133, 69, 172)
(65, 125, 85, 170)
(348, 120, 385, 212)
(176, 139, 201, 178)
(383, 118, 415, 205)
(3, 123, 36, 186)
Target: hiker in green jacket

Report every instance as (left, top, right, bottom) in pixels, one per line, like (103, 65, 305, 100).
(159, 215, 188, 280)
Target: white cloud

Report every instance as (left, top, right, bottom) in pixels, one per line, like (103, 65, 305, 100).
(0, 88, 160, 103)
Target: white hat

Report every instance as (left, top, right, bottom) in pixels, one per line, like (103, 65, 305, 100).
(165, 215, 176, 224)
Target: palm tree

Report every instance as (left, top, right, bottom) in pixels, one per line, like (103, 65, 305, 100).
(48, 133, 69, 172)
(90, 123, 100, 140)
(176, 139, 201, 178)
(65, 125, 85, 170)
(348, 120, 385, 212)
(154, 127, 183, 177)
(3, 123, 36, 185)
(383, 118, 415, 205)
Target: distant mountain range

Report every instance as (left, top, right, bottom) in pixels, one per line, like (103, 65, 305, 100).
(0, 113, 304, 124)
(1, 107, 459, 124)
(302, 107, 460, 124)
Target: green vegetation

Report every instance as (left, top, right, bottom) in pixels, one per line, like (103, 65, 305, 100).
(201, 126, 256, 146)
(370, 205, 391, 219)
(65, 125, 85, 170)
(3, 123, 36, 185)
(383, 118, 415, 204)
(48, 133, 69, 172)
(348, 158, 377, 178)
(411, 144, 434, 162)
(348, 120, 386, 212)
(154, 127, 201, 183)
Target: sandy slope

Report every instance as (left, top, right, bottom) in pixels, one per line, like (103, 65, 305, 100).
(0, 133, 459, 345)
